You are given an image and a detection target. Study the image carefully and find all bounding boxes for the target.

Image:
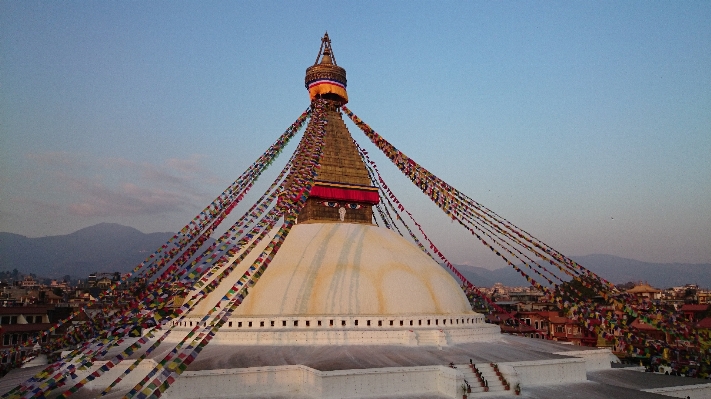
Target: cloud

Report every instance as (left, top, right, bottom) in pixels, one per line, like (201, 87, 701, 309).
(20, 152, 220, 218)
(67, 181, 190, 217)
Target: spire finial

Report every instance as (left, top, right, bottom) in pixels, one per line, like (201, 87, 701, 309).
(314, 32, 337, 66)
(305, 32, 348, 104)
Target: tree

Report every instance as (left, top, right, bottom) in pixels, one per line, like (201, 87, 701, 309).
(554, 274, 608, 303)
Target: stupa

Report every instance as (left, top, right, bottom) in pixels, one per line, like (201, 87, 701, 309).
(179, 32, 500, 348)
(148, 34, 619, 399)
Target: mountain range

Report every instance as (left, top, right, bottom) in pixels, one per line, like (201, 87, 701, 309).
(0, 223, 174, 278)
(448, 254, 711, 289)
(1, 223, 709, 288)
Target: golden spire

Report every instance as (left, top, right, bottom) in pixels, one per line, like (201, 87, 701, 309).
(314, 32, 337, 65)
(305, 32, 348, 104)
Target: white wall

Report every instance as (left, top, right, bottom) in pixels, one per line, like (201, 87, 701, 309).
(499, 358, 588, 387)
(163, 365, 463, 399)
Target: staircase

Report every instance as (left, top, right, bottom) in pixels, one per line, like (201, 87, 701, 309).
(456, 363, 513, 397)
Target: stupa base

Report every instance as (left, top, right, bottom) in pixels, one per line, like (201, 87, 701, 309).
(171, 313, 500, 346)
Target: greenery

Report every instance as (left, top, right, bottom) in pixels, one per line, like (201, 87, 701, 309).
(554, 274, 609, 303)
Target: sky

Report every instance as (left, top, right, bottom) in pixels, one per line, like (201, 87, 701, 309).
(1, 1, 710, 268)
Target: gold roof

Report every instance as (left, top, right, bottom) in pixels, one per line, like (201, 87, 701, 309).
(305, 33, 348, 104)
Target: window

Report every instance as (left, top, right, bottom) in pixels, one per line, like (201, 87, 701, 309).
(341, 320, 346, 326)
(271, 321, 274, 327)
(409, 320, 413, 326)
(282, 320, 286, 327)
(317, 320, 322, 326)
(400, 320, 403, 326)
(294, 321, 299, 327)
(248, 321, 252, 327)
(330, 320, 334, 326)
(2, 335, 9, 345)
(378, 320, 382, 326)
(367, 320, 371, 326)
(419, 320, 422, 326)
(389, 320, 393, 326)
(427, 320, 430, 325)
(238, 322, 242, 327)
(435, 319, 438, 325)
(260, 321, 264, 327)
(355, 320, 358, 326)
(229, 322, 232, 327)
(306, 321, 310, 327)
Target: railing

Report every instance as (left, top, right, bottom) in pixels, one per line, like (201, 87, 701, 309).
(491, 363, 511, 391)
(469, 363, 488, 392)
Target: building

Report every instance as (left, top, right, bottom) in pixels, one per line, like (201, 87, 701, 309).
(680, 304, 709, 322)
(625, 282, 662, 301)
(0, 307, 53, 366)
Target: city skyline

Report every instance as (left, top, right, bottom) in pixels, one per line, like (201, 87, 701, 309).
(1, 2, 709, 268)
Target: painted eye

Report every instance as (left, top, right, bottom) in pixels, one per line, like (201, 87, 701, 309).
(322, 201, 339, 207)
(347, 203, 362, 210)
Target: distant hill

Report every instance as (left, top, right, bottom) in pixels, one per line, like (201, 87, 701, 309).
(0, 223, 174, 278)
(447, 254, 711, 289)
(3, 224, 709, 289)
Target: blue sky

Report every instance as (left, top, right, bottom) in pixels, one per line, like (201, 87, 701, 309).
(1, 1, 709, 268)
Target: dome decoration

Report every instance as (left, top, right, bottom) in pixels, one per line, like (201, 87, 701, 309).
(189, 223, 473, 317)
(305, 32, 348, 104)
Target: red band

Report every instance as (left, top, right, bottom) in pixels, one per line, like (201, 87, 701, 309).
(310, 186, 379, 204)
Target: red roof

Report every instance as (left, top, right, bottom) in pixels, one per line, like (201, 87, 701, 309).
(697, 317, 711, 329)
(0, 323, 53, 333)
(548, 316, 575, 324)
(0, 306, 53, 315)
(629, 318, 659, 331)
(680, 304, 709, 312)
(501, 324, 538, 334)
(486, 313, 513, 323)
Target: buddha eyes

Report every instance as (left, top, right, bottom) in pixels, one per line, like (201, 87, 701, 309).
(321, 201, 362, 209)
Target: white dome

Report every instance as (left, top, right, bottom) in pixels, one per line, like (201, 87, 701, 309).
(189, 222, 473, 317)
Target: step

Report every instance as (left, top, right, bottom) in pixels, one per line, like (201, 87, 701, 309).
(455, 365, 514, 396)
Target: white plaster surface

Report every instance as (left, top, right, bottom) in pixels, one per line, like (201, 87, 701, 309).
(4, 338, 689, 399)
(643, 382, 711, 398)
(189, 223, 472, 317)
(498, 358, 588, 386)
(159, 365, 461, 399)
(170, 313, 499, 346)
(552, 348, 619, 371)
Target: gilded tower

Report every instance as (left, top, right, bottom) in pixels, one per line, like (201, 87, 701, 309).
(298, 33, 379, 224)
